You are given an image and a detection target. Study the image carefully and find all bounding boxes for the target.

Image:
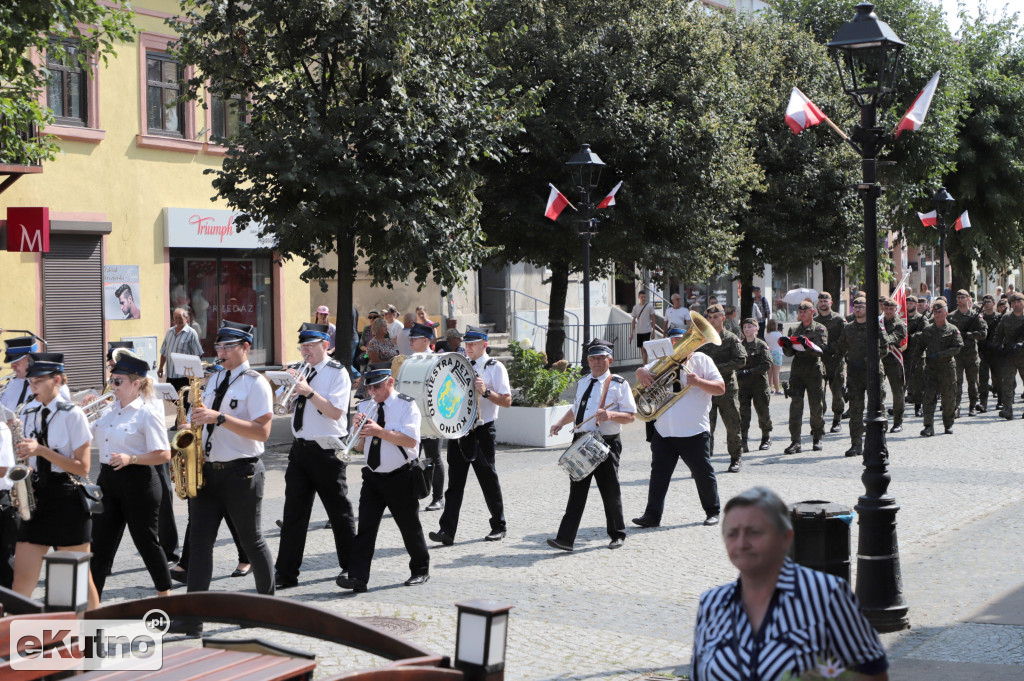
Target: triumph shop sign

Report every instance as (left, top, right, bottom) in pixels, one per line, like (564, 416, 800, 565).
(163, 207, 275, 250)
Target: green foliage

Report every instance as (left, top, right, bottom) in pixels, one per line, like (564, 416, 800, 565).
(507, 340, 580, 407)
(0, 0, 134, 164)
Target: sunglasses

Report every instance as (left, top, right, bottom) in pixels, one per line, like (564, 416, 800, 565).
(213, 342, 243, 351)
(111, 378, 128, 387)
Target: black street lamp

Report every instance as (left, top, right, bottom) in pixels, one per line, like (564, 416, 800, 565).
(932, 186, 956, 304)
(826, 2, 910, 633)
(565, 144, 605, 352)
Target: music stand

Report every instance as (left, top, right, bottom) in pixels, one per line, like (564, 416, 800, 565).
(170, 353, 204, 379)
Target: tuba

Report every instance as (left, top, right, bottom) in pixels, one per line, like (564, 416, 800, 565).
(170, 370, 206, 499)
(632, 311, 721, 422)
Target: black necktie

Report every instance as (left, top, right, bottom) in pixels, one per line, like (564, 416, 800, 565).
(293, 367, 317, 432)
(36, 407, 52, 478)
(576, 378, 598, 426)
(205, 370, 231, 452)
(367, 402, 385, 470)
(16, 381, 28, 408)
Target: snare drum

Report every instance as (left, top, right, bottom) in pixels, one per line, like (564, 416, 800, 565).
(396, 352, 479, 439)
(557, 432, 611, 482)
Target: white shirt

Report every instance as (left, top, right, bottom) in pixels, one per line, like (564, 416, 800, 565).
(766, 330, 783, 351)
(1, 378, 70, 415)
(631, 302, 655, 334)
(472, 353, 511, 424)
(92, 397, 170, 464)
(201, 362, 274, 461)
(290, 358, 351, 439)
(387, 319, 404, 340)
(650, 352, 722, 438)
(0, 423, 13, 491)
(21, 396, 91, 471)
(665, 305, 692, 330)
(357, 391, 421, 473)
(396, 328, 413, 355)
(571, 371, 637, 436)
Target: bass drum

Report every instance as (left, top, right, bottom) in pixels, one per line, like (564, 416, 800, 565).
(396, 352, 479, 439)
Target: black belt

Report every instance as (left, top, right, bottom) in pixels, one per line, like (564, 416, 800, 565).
(367, 463, 412, 478)
(294, 438, 333, 447)
(205, 457, 259, 470)
(473, 420, 495, 431)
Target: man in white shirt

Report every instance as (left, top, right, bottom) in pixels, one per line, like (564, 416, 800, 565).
(632, 335, 726, 527)
(384, 305, 404, 340)
(664, 294, 692, 333)
(630, 291, 657, 364)
(396, 313, 415, 355)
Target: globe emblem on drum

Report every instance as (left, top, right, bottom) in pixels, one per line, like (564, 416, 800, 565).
(437, 375, 463, 419)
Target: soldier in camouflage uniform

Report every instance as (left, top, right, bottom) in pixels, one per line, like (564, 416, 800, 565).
(814, 292, 846, 433)
(979, 294, 1002, 412)
(949, 289, 988, 417)
(904, 295, 927, 417)
(916, 298, 963, 436)
(881, 297, 908, 432)
(781, 301, 829, 454)
(995, 292, 1024, 419)
(837, 297, 888, 456)
(697, 304, 746, 473)
(737, 318, 772, 452)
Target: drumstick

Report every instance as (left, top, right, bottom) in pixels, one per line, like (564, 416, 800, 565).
(571, 374, 613, 432)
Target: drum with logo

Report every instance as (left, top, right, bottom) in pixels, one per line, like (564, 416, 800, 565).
(557, 432, 611, 482)
(396, 352, 479, 439)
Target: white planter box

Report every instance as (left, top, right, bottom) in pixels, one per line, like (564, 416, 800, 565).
(495, 405, 573, 448)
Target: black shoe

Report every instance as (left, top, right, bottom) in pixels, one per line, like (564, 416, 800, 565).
(1000, 409, 1013, 420)
(169, 567, 188, 584)
(275, 519, 283, 528)
(404, 574, 429, 586)
(784, 442, 801, 455)
(231, 565, 251, 578)
(428, 530, 454, 546)
(889, 424, 903, 433)
(841, 410, 850, 419)
(727, 460, 741, 473)
(812, 439, 823, 452)
(742, 440, 749, 453)
(977, 403, 988, 413)
(632, 515, 660, 528)
(166, 554, 180, 565)
(955, 407, 962, 419)
(945, 426, 954, 434)
(274, 573, 298, 590)
(336, 575, 368, 592)
(759, 436, 772, 451)
(547, 537, 574, 551)
(915, 404, 922, 417)
(830, 421, 841, 433)
(608, 537, 625, 549)
(324, 520, 332, 530)
(968, 406, 977, 416)
(703, 515, 720, 527)
(424, 498, 444, 511)
(845, 445, 862, 457)
(484, 529, 506, 541)
(887, 407, 894, 416)
(997, 402, 1005, 411)
(920, 426, 934, 437)
(167, 618, 203, 637)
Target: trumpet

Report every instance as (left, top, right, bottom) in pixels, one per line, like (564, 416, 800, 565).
(81, 392, 117, 423)
(337, 412, 372, 460)
(273, 362, 313, 415)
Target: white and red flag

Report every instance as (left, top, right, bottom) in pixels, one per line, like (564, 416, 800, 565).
(954, 210, 971, 231)
(544, 184, 575, 221)
(596, 181, 622, 210)
(892, 272, 910, 350)
(895, 71, 940, 138)
(917, 210, 937, 227)
(785, 87, 826, 135)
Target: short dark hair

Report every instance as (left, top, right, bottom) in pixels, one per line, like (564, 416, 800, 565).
(115, 284, 133, 300)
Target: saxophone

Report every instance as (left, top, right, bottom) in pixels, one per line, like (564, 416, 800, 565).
(170, 373, 205, 499)
(7, 406, 36, 521)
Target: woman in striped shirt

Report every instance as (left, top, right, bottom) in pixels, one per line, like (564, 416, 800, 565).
(692, 487, 888, 681)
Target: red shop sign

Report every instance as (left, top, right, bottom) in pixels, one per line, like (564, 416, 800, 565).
(6, 207, 50, 253)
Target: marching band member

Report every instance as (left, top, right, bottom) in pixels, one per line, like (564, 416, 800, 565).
(547, 339, 636, 551)
(183, 321, 275, 609)
(11, 353, 100, 610)
(408, 323, 446, 511)
(2, 337, 71, 415)
(89, 351, 173, 600)
(429, 326, 511, 546)
(274, 323, 355, 589)
(337, 364, 429, 593)
(0, 413, 16, 588)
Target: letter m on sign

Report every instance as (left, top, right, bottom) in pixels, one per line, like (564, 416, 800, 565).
(6, 207, 50, 252)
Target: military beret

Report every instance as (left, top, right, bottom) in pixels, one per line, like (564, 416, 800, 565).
(906, 295, 918, 304)
(932, 299, 948, 309)
(705, 304, 724, 315)
(852, 297, 867, 305)
(797, 301, 814, 311)
(1010, 292, 1024, 302)
(956, 289, 970, 297)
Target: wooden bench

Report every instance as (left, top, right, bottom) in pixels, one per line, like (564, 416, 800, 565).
(0, 610, 81, 681)
(74, 646, 316, 681)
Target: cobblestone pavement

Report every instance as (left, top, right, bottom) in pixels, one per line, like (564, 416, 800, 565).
(82, 369, 1024, 679)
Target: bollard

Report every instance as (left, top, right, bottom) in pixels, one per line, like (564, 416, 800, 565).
(789, 500, 853, 583)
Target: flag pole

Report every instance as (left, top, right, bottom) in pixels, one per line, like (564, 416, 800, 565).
(821, 115, 850, 141)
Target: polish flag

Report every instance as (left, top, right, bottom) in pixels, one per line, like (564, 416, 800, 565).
(596, 181, 622, 210)
(544, 184, 574, 221)
(892, 273, 909, 349)
(895, 71, 940, 138)
(918, 210, 937, 227)
(954, 210, 971, 231)
(784, 87, 826, 135)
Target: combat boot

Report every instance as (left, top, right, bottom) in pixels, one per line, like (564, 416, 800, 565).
(968, 404, 977, 417)
(830, 418, 841, 433)
(914, 403, 922, 417)
(845, 441, 862, 457)
(784, 441, 802, 455)
(920, 425, 934, 437)
(742, 439, 749, 454)
(759, 435, 772, 451)
(1000, 408, 1013, 420)
(812, 438, 823, 451)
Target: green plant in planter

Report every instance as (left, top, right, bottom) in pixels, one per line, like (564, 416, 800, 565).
(507, 340, 581, 407)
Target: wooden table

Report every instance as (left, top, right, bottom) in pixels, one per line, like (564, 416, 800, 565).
(75, 646, 316, 681)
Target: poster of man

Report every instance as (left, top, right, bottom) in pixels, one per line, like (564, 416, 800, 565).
(104, 265, 141, 320)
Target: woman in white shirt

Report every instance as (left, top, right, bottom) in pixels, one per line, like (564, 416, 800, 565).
(89, 352, 173, 600)
(765, 321, 785, 395)
(11, 353, 99, 610)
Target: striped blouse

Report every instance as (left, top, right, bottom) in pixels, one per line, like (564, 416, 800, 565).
(691, 559, 887, 681)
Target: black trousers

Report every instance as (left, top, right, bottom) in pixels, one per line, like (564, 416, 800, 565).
(642, 430, 720, 521)
(275, 439, 356, 581)
(348, 465, 430, 584)
(0, 492, 18, 589)
(555, 433, 625, 544)
(420, 438, 445, 503)
(155, 462, 179, 561)
(438, 422, 506, 538)
(187, 459, 274, 594)
(91, 464, 172, 597)
(177, 501, 248, 570)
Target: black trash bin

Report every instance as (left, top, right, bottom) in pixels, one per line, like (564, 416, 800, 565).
(789, 500, 853, 583)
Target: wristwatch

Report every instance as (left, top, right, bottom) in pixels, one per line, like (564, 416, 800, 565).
(130, 455, 138, 465)
(483, 389, 492, 398)
(216, 414, 226, 426)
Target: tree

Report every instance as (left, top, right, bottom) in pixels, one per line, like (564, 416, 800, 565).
(479, 0, 761, 362)
(171, 0, 533, 365)
(0, 0, 134, 165)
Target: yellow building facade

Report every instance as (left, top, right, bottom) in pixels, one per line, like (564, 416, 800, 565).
(0, 1, 310, 389)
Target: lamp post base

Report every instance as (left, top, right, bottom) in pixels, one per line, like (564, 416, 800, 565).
(855, 494, 910, 633)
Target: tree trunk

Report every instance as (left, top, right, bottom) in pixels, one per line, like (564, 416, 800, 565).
(946, 239, 974, 298)
(545, 261, 569, 365)
(335, 228, 356, 369)
(821, 260, 843, 303)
